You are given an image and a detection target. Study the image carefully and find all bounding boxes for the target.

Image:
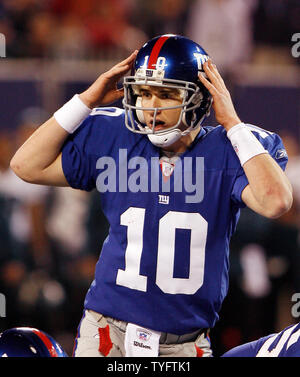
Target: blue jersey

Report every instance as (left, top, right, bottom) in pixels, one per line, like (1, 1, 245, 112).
(222, 323, 300, 357)
(61, 107, 288, 335)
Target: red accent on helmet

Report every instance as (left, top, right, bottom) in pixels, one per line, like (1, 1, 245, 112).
(32, 329, 58, 357)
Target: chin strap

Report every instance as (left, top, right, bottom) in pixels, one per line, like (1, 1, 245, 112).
(147, 129, 182, 147)
(134, 93, 201, 147)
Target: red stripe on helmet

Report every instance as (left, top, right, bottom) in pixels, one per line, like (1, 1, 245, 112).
(33, 329, 58, 357)
(147, 35, 170, 69)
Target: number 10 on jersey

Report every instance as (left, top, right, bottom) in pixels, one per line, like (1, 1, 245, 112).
(116, 207, 208, 295)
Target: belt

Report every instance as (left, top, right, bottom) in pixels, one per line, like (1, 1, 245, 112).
(88, 310, 209, 345)
(159, 328, 209, 344)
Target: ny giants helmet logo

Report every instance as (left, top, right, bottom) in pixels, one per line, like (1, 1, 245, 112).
(193, 53, 209, 70)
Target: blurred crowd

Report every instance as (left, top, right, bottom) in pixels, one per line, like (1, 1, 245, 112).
(0, 0, 299, 356)
(0, 0, 299, 67)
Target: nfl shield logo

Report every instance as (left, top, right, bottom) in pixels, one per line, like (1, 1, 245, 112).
(136, 328, 151, 342)
(160, 161, 175, 178)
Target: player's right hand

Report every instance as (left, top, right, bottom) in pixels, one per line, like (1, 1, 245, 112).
(79, 50, 138, 109)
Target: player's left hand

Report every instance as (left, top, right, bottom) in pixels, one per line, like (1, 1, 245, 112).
(199, 60, 241, 131)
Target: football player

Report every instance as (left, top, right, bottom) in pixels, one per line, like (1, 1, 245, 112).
(222, 322, 300, 357)
(10, 34, 292, 357)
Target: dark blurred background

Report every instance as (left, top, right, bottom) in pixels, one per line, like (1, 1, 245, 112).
(0, 0, 299, 357)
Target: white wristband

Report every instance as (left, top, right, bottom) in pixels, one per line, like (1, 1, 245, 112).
(227, 123, 268, 166)
(53, 94, 92, 133)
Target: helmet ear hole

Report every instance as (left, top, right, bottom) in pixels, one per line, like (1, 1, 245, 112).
(135, 97, 145, 124)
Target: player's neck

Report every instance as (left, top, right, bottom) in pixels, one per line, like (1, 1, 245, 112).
(161, 128, 200, 154)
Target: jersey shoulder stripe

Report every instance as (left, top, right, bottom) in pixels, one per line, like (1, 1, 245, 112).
(90, 107, 125, 117)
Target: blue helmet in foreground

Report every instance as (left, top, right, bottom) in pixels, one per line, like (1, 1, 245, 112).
(123, 34, 212, 147)
(0, 327, 68, 357)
